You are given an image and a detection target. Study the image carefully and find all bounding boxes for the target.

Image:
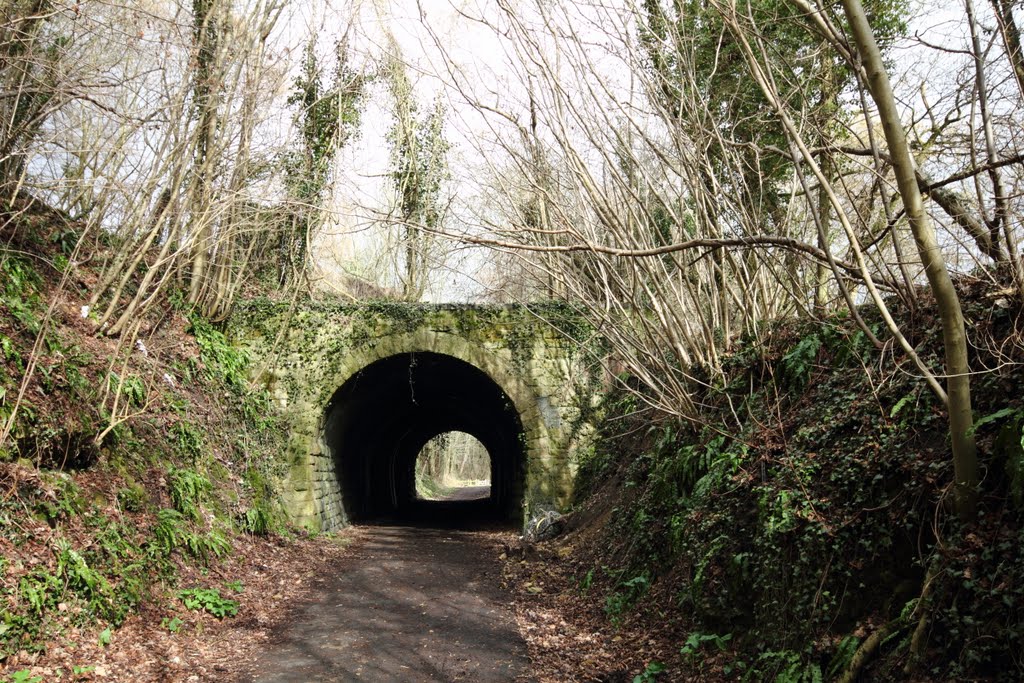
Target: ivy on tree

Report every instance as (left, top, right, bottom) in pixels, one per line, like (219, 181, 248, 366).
(280, 37, 366, 286)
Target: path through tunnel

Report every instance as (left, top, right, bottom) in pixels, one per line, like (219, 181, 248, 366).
(323, 352, 527, 528)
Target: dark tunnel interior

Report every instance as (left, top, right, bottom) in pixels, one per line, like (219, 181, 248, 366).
(323, 352, 527, 527)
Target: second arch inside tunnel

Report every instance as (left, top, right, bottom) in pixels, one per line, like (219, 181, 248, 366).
(322, 351, 527, 526)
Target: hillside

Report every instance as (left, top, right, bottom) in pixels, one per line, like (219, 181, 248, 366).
(3, 196, 1024, 682)
(504, 286, 1024, 682)
(0, 197, 352, 681)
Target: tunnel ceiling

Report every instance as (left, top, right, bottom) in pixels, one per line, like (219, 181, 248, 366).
(323, 352, 526, 524)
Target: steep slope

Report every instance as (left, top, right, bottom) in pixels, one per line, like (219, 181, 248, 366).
(507, 286, 1024, 681)
(0, 196, 352, 680)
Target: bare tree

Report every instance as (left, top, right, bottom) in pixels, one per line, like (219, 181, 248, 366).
(839, 0, 978, 521)
(409, 0, 1021, 465)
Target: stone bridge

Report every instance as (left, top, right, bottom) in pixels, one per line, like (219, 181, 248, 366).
(228, 300, 604, 531)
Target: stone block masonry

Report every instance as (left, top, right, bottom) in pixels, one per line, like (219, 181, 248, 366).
(228, 300, 604, 531)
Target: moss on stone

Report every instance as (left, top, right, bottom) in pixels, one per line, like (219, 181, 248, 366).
(227, 299, 605, 529)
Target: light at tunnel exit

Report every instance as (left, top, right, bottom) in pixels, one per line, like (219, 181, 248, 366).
(415, 431, 492, 501)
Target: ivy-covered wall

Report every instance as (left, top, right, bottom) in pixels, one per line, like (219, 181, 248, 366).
(228, 299, 604, 530)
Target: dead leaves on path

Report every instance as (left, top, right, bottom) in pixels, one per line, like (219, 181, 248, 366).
(502, 540, 679, 683)
(6, 530, 358, 682)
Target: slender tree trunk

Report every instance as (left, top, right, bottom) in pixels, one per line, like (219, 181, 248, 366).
(967, 0, 1023, 285)
(989, 0, 1024, 98)
(841, 0, 978, 522)
(188, 0, 222, 306)
(814, 155, 834, 313)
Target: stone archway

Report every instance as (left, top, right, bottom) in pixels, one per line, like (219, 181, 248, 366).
(229, 302, 600, 531)
(310, 331, 553, 529)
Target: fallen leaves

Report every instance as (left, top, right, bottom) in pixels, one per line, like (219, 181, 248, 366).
(4, 529, 359, 682)
(502, 536, 711, 683)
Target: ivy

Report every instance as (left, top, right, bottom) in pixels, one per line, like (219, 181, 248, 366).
(188, 314, 250, 391)
(579, 304, 1024, 679)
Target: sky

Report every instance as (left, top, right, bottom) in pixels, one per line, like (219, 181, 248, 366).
(271, 0, 1007, 299)
(278, 0, 519, 301)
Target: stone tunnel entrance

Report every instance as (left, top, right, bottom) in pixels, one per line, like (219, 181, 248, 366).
(323, 352, 526, 526)
(230, 303, 600, 531)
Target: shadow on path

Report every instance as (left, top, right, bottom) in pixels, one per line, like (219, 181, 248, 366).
(237, 526, 531, 682)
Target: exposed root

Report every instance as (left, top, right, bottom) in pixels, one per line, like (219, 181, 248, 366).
(839, 619, 901, 683)
(840, 552, 947, 681)
(904, 554, 943, 675)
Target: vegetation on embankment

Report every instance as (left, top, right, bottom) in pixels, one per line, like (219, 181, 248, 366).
(539, 285, 1023, 681)
(0, 199, 302, 678)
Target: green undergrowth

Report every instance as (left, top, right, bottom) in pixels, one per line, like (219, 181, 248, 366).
(574, 290, 1024, 681)
(0, 221, 291, 664)
(0, 472, 235, 657)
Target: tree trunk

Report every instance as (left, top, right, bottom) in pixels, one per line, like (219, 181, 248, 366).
(989, 0, 1024, 98)
(841, 0, 978, 522)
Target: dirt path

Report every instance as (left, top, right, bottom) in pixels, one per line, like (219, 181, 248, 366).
(236, 525, 531, 682)
(442, 484, 491, 501)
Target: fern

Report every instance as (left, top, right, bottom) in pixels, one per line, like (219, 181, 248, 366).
(240, 505, 273, 536)
(151, 508, 184, 557)
(109, 372, 146, 407)
(967, 407, 1024, 506)
(54, 539, 120, 621)
(167, 466, 210, 520)
(781, 333, 821, 389)
(170, 421, 204, 460)
(184, 528, 231, 562)
(19, 569, 59, 616)
(890, 393, 915, 419)
(149, 509, 231, 562)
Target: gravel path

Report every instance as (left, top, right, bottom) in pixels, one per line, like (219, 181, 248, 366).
(237, 525, 531, 682)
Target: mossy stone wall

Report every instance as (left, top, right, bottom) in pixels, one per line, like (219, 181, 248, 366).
(228, 300, 603, 531)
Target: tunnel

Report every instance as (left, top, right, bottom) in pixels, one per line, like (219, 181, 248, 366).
(322, 352, 527, 527)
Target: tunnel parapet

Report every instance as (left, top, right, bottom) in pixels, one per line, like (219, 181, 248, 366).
(228, 300, 604, 531)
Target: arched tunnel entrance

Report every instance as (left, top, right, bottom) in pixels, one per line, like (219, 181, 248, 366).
(323, 352, 527, 527)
